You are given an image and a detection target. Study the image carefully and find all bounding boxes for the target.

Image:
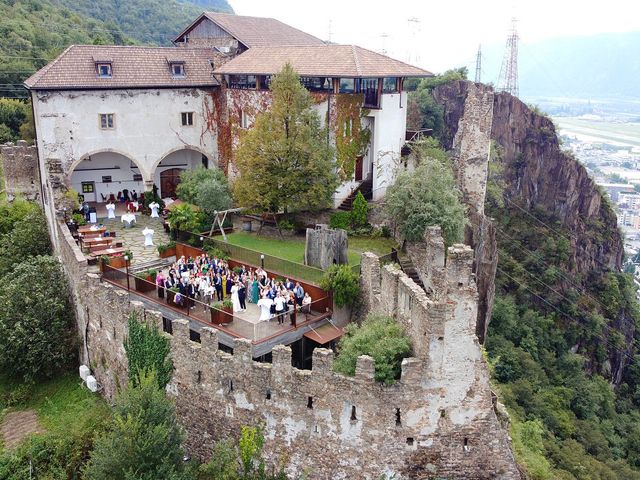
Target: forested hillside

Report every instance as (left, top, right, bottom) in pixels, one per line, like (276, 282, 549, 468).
(0, 0, 233, 99)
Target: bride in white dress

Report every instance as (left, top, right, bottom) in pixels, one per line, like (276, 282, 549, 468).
(230, 281, 242, 312)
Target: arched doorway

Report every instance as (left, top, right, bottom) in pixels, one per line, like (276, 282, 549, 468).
(71, 151, 143, 203)
(154, 148, 211, 199)
(160, 168, 183, 199)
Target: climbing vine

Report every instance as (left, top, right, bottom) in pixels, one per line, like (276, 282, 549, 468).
(124, 313, 173, 389)
(335, 93, 371, 180)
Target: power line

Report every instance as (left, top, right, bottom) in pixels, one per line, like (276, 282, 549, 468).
(496, 18, 519, 97)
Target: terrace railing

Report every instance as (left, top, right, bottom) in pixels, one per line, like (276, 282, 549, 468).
(101, 265, 332, 343)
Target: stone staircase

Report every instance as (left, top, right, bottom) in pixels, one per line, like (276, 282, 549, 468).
(398, 254, 425, 291)
(130, 257, 173, 274)
(338, 178, 373, 211)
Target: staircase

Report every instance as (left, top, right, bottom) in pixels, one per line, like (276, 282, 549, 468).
(398, 254, 425, 291)
(338, 178, 373, 211)
(130, 258, 173, 273)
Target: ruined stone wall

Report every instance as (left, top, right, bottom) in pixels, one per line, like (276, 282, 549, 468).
(432, 81, 497, 343)
(1, 141, 40, 201)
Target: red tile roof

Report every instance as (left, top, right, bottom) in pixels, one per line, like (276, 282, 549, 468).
(175, 12, 326, 48)
(214, 45, 432, 78)
(24, 45, 219, 90)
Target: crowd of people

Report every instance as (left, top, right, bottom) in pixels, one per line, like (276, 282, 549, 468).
(155, 253, 312, 325)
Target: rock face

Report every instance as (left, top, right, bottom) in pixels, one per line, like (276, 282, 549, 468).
(433, 80, 629, 380)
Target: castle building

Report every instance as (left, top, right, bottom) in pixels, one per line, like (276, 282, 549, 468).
(24, 11, 431, 234)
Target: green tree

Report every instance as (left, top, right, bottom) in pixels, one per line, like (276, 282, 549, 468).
(0, 256, 76, 381)
(176, 166, 232, 217)
(333, 314, 412, 385)
(385, 141, 467, 246)
(0, 98, 28, 141)
(82, 371, 188, 480)
(166, 202, 204, 235)
(233, 63, 338, 214)
(124, 313, 174, 389)
(0, 207, 52, 274)
(350, 191, 368, 229)
(319, 264, 360, 309)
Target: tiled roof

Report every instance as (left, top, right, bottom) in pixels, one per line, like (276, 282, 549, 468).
(214, 45, 432, 78)
(175, 12, 326, 47)
(24, 45, 219, 90)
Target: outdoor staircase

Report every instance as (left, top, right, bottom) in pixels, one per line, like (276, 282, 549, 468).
(130, 257, 173, 273)
(398, 254, 425, 291)
(338, 178, 373, 211)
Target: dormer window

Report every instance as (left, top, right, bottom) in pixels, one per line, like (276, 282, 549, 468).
(170, 62, 185, 77)
(96, 63, 112, 78)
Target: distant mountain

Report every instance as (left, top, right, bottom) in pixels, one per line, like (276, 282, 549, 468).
(481, 31, 640, 100)
(0, 0, 233, 98)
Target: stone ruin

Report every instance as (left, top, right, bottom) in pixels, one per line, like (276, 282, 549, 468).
(304, 224, 348, 269)
(55, 214, 520, 479)
(0, 141, 40, 201)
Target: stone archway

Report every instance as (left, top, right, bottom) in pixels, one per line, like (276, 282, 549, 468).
(153, 147, 213, 199)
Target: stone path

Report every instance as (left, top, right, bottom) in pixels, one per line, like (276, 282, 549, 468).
(0, 410, 44, 449)
(98, 213, 170, 265)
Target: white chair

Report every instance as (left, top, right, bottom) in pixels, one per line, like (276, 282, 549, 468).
(149, 202, 160, 218)
(105, 203, 116, 219)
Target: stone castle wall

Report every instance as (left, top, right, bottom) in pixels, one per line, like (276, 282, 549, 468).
(54, 220, 519, 478)
(1, 141, 40, 201)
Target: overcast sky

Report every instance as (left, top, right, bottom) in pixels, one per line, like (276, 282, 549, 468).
(228, 0, 640, 74)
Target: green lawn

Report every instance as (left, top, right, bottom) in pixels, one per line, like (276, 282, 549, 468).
(223, 232, 397, 266)
(0, 373, 112, 448)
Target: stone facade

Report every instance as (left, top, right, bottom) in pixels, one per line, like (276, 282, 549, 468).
(304, 225, 348, 269)
(55, 214, 519, 478)
(1, 141, 40, 201)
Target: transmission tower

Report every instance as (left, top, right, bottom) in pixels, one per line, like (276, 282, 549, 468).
(497, 18, 519, 97)
(407, 17, 421, 64)
(475, 44, 482, 83)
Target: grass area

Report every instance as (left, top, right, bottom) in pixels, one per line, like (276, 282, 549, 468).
(224, 232, 397, 266)
(0, 373, 112, 449)
(554, 117, 640, 147)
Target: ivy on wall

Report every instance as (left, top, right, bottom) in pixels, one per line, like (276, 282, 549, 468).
(124, 313, 173, 389)
(335, 93, 371, 181)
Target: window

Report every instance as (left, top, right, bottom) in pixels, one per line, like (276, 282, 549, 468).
(99, 113, 114, 129)
(228, 74, 256, 89)
(300, 76, 332, 92)
(101, 176, 112, 183)
(240, 110, 250, 129)
(81, 182, 94, 193)
(343, 118, 353, 137)
(258, 75, 272, 90)
(339, 78, 355, 93)
(360, 78, 380, 108)
(133, 174, 143, 182)
(171, 62, 185, 77)
(181, 112, 194, 126)
(96, 63, 112, 78)
(383, 77, 398, 93)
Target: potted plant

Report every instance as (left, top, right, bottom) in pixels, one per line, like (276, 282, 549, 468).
(109, 255, 127, 269)
(211, 299, 234, 325)
(167, 285, 180, 305)
(99, 255, 111, 273)
(134, 270, 155, 293)
(157, 241, 177, 259)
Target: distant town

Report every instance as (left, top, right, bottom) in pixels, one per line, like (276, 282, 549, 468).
(552, 100, 640, 293)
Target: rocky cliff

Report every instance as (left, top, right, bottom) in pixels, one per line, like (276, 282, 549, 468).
(433, 80, 630, 382)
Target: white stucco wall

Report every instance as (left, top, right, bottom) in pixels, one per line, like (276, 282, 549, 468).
(369, 92, 407, 201)
(32, 87, 218, 185)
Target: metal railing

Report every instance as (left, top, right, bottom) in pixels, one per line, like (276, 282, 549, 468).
(202, 236, 326, 285)
(102, 265, 332, 342)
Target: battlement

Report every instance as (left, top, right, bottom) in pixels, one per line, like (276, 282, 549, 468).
(0, 141, 40, 201)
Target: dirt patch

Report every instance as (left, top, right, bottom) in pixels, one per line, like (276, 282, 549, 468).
(1, 410, 44, 449)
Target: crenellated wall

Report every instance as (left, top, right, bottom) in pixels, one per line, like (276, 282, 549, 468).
(53, 216, 519, 478)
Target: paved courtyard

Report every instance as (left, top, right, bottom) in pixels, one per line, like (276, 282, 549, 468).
(97, 212, 170, 264)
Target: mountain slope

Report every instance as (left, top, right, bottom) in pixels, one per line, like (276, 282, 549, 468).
(482, 31, 640, 100)
(0, 0, 233, 99)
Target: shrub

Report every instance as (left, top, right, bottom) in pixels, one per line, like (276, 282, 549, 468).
(319, 264, 360, 309)
(71, 212, 87, 226)
(203, 242, 229, 261)
(381, 225, 391, 238)
(278, 218, 294, 230)
(0, 256, 76, 381)
(329, 211, 351, 230)
(385, 141, 467, 246)
(333, 314, 412, 385)
(350, 191, 368, 228)
(124, 314, 173, 390)
(0, 207, 52, 275)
